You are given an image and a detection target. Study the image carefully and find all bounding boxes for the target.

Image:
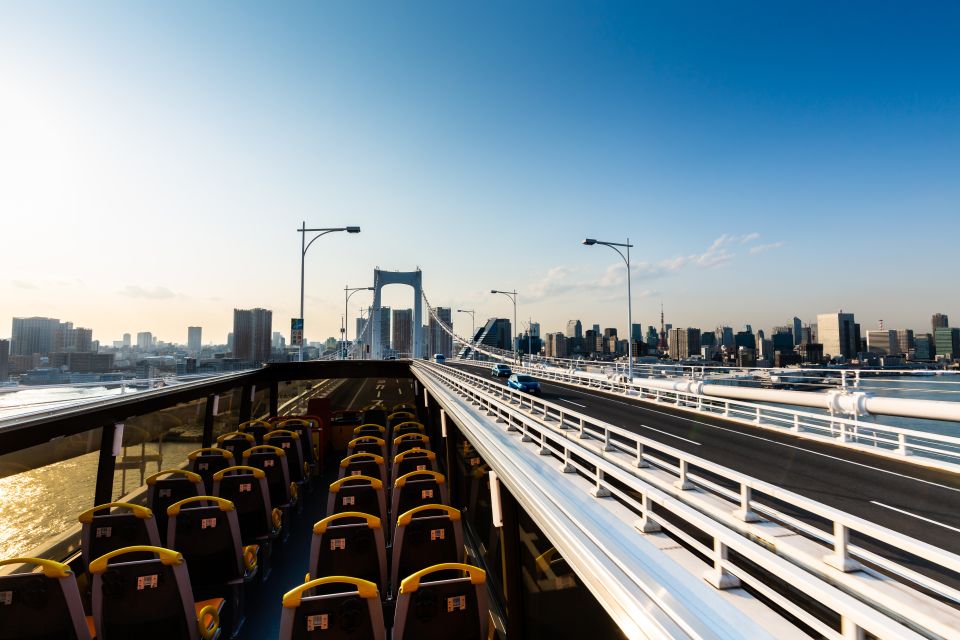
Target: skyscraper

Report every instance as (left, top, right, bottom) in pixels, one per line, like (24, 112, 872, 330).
(792, 317, 802, 346)
(379, 306, 391, 351)
(529, 322, 540, 338)
(136, 332, 153, 351)
(866, 330, 898, 356)
(233, 308, 272, 363)
(10, 317, 60, 356)
(122, 333, 131, 348)
(934, 327, 960, 360)
(0, 339, 9, 381)
(188, 326, 202, 353)
(392, 309, 413, 356)
(817, 313, 858, 360)
(566, 320, 582, 339)
(631, 324, 642, 342)
(932, 313, 949, 336)
(896, 329, 914, 356)
(668, 328, 701, 360)
(429, 307, 454, 357)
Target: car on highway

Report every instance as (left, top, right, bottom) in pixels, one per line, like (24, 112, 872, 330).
(507, 373, 541, 395)
(490, 364, 512, 377)
(434, 353, 446, 363)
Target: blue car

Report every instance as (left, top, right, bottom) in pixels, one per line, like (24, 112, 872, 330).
(490, 364, 512, 377)
(507, 373, 541, 395)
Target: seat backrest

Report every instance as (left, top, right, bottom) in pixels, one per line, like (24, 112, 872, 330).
(325, 476, 386, 526)
(391, 403, 416, 414)
(89, 546, 212, 640)
(391, 448, 437, 479)
(166, 496, 249, 587)
(212, 466, 277, 544)
(146, 470, 204, 537)
(265, 430, 306, 484)
(391, 471, 448, 518)
(346, 436, 385, 458)
(278, 577, 384, 640)
(242, 445, 293, 509)
(188, 448, 234, 494)
(215, 432, 256, 461)
(391, 505, 463, 588)
(238, 419, 272, 445)
(337, 453, 386, 486)
(308, 513, 386, 592)
(391, 422, 425, 439)
(393, 434, 430, 455)
(393, 563, 488, 640)
(276, 419, 317, 464)
(386, 411, 416, 428)
(79, 503, 161, 573)
(0, 558, 91, 640)
(360, 409, 387, 427)
(353, 424, 385, 438)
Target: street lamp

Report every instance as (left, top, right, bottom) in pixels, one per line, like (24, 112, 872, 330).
(490, 290, 518, 362)
(457, 309, 476, 360)
(344, 286, 374, 359)
(297, 223, 360, 361)
(582, 237, 634, 381)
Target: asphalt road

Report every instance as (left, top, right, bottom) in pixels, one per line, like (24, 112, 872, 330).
(446, 362, 960, 566)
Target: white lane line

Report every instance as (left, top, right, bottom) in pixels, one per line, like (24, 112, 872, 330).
(557, 398, 587, 408)
(639, 424, 701, 446)
(541, 381, 960, 494)
(377, 390, 382, 398)
(870, 501, 960, 534)
(346, 378, 370, 409)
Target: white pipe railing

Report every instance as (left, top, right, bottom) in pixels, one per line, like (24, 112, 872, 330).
(414, 362, 959, 640)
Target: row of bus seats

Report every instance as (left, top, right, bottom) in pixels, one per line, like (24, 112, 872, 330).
(279, 403, 490, 639)
(0, 414, 324, 640)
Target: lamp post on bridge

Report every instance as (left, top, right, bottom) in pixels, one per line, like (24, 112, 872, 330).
(582, 237, 634, 382)
(344, 286, 374, 360)
(490, 289, 518, 363)
(297, 222, 361, 362)
(457, 309, 476, 359)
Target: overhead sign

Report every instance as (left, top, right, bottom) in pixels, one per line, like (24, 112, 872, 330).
(291, 318, 304, 346)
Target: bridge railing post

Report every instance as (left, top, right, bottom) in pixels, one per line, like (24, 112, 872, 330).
(703, 538, 740, 590)
(824, 521, 862, 573)
(635, 440, 648, 468)
(675, 459, 694, 491)
(734, 484, 760, 522)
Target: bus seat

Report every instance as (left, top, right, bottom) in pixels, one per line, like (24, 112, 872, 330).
(391, 422, 425, 439)
(391, 448, 437, 479)
(79, 503, 161, 574)
(337, 453, 386, 486)
(212, 466, 280, 545)
(215, 433, 256, 462)
(265, 430, 307, 485)
(0, 557, 91, 640)
(307, 513, 386, 593)
(166, 496, 258, 587)
(353, 424, 385, 438)
(392, 563, 487, 640)
(390, 505, 463, 590)
(242, 445, 296, 511)
(146, 470, 204, 539)
(238, 420, 272, 445)
(392, 434, 430, 456)
(89, 546, 222, 640)
(326, 476, 387, 528)
(275, 418, 319, 467)
(278, 577, 385, 640)
(188, 448, 234, 494)
(391, 471, 448, 518)
(346, 436, 385, 458)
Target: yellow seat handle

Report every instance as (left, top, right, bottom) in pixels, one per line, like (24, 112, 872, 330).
(89, 546, 181, 575)
(348, 436, 385, 448)
(0, 557, 71, 578)
(339, 452, 384, 466)
(282, 576, 378, 608)
(393, 448, 436, 464)
(79, 502, 152, 524)
(197, 604, 221, 640)
(312, 512, 381, 535)
(212, 465, 266, 481)
(216, 432, 255, 444)
(394, 470, 445, 488)
(272, 508, 283, 530)
(265, 429, 299, 441)
(328, 474, 383, 492)
(392, 421, 425, 432)
(353, 424, 385, 435)
(242, 545, 259, 572)
(239, 419, 272, 431)
(387, 411, 416, 420)
(242, 445, 285, 458)
(399, 563, 485, 594)
(146, 469, 202, 485)
(188, 447, 233, 460)
(167, 495, 234, 516)
(393, 434, 429, 446)
(396, 503, 460, 527)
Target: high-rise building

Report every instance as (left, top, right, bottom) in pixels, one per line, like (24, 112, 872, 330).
(800, 326, 813, 345)
(866, 330, 898, 356)
(476, 318, 512, 351)
(74, 328, 93, 352)
(932, 313, 949, 336)
(584, 329, 597, 354)
(668, 328, 701, 360)
(792, 317, 802, 346)
(123, 333, 131, 348)
(546, 332, 568, 358)
(645, 326, 659, 350)
(529, 322, 540, 338)
(816, 313, 858, 360)
(0, 339, 8, 380)
(592, 324, 600, 336)
(188, 326, 202, 353)
(896, 329, 914, 356)
(771, 330, 793, 353)
(631, 324, 642, 342)
(392, 309, 414, 356)
(233, 308, 272, 363)
(914, 334, 934, 360)
(566, 320, 582, 339)
(136, 332, 153, 351)
(717, 326, 734, 350)
(429, 307, 454, 357)
(934, 327, 960, 360)
(379, 307, 391, 351)
(10, 317, 61, 356)
(734, 331, 756, 350)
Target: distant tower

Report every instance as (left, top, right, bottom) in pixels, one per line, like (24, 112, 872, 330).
(657, 303, 668, 351)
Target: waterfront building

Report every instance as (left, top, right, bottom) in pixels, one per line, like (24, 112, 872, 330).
(233, 307, 272, 364)
(188, 326, 202, 353)
(817, 312, 858, 360)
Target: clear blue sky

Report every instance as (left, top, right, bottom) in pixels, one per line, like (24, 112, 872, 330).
(2, 2, 958, 343)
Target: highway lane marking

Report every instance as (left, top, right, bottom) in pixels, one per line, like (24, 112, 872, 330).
(870, 501, 960, 534)
(540, 381, 960, 495)
(346, 378, 370, 409)
(639, 424, 701, 446)
(557, 398, 587, 408)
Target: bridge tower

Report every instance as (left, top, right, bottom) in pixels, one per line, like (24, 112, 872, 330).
(371, 268, 423, 360)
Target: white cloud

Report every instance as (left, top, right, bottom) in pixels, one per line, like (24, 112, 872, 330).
(749, 242, 785, 255)
(11, 280, 36, 289)
(119, 285, 177, 299)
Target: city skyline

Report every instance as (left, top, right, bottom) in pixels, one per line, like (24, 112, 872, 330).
(2, 3, 958, 341)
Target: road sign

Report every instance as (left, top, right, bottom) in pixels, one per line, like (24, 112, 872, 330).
(291, 318, 304, 346)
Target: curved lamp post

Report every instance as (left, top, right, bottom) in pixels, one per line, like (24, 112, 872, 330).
(583, 237, 634, 381)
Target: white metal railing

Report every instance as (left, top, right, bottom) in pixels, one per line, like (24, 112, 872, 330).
(414, 362, 960, 640)
(456, 360, 960, 470)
